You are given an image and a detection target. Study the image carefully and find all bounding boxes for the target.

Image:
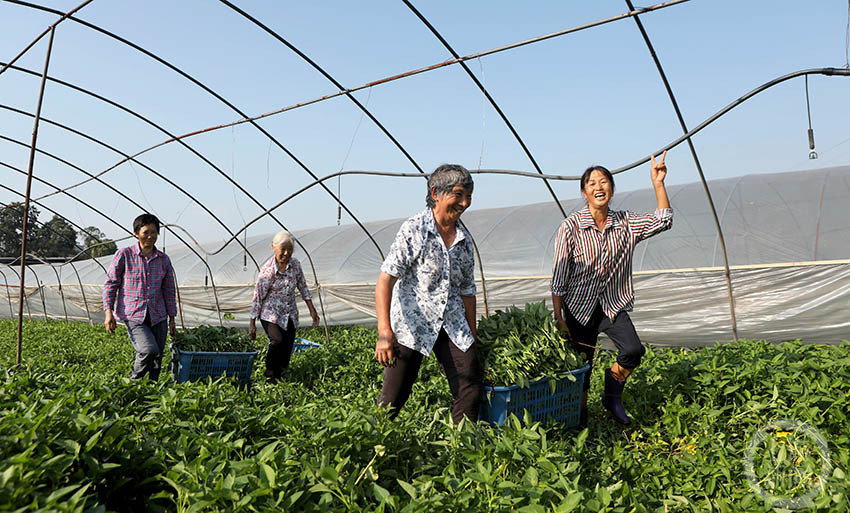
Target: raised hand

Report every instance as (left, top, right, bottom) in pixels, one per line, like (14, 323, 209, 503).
(651, 150, 668, 186)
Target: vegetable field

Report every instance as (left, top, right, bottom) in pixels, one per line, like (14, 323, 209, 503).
(1, 319, 848, 513)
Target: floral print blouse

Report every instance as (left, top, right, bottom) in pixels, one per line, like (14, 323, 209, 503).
(250, 256, 312, 329)
(380, 208, 477, 356)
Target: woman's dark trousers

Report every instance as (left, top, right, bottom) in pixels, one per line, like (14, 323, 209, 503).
(261, 318, 296, 380)
(377, 329, 483, 424)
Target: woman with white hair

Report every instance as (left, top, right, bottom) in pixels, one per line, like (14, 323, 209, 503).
(249, 230, 319, 382)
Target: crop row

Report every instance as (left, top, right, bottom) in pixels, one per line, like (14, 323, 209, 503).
(0, 319, 848, 512)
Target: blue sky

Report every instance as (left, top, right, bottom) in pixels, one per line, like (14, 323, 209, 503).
(1, 0, 848, 246)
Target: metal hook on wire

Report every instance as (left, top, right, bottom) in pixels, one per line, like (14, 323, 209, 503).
(805, 76, 817, 160)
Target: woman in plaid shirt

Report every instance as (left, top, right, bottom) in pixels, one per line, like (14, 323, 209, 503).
(551, 152, 672, 427)
(103, 214, 177, 381)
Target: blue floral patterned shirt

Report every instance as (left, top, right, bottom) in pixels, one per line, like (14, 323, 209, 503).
(380, 209, 477, 356)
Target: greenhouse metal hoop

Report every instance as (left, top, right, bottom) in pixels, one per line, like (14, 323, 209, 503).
(2, 0, 847, 357)
(624, 0, 737, 339)
(3, 0, 384, 265)
(2, 0, 692, 335)
(0, 104, 263, 272)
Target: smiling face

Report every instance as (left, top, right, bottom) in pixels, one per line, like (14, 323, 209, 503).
(432, 184, 473, 224)
(581, 169, 614, 210)
(135, 223, 159, 253)
(273, 242, 293, 269)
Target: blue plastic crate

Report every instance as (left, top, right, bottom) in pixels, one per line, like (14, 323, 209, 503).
(170, 345, 258, 383)
(479, 364, 590, 428)
(293, 337, 321, 352)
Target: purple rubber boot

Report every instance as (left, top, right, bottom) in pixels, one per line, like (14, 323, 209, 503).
(602, 368, 631, 425)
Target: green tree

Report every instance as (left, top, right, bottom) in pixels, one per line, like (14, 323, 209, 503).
(0, 203, 40, 258)
(79, 226, 117, 259)
(33, 215, 80, 257)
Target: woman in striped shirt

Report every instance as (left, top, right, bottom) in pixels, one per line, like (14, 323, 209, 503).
(551, 152, 672, 426)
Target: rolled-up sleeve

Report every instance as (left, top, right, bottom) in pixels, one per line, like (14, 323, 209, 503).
(459, 241, 476, 297)
(380, 222, 415, 278)
(550, 221, 572, 297)
(630, 208, 673, 243)
(103, 250, 125, 311)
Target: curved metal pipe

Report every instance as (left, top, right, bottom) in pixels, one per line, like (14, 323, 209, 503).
(401, 0, 566, 219)
(15, 23, 54, 363)
(0, 103, 261, 272)
(3, 1, 383, 261)
(0, 268, 14, 317)
(0, 196, 110, 274)
(3, 265, 31, 319)
(217, 0, 490, 319)
(613, 68, 850, 173)
(13, 261, 47, 319)
(218, 0, 423, 175)
(0, 62, 296, 248)
(3, 1, 689, 140)
(25, 252, 68, 321)
(624, 0, 736, 340)
(0, 159, 226, 327)
(0, 64, 329, 323)
(0, 0, 93, 77)
(67, 260, 92, 325)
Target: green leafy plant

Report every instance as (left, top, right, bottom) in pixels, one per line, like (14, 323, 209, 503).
(1, 319, 848, 512)
(171, 325, 258, 352)
(477, 301, 584, 387)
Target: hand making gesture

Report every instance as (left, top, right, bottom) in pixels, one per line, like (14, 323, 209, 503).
(651, 150, 668, 186)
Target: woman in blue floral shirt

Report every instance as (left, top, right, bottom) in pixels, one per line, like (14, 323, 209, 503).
(374, 164, 482, 423)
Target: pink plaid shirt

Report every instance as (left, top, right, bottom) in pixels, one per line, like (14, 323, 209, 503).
(103, 244, 177, 325)
(250, 257, 312, 329)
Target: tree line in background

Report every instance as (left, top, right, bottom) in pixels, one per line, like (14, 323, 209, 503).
(0, 203, 117, 260)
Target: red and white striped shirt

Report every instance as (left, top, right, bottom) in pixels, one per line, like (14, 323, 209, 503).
(551, 206, 673, 324)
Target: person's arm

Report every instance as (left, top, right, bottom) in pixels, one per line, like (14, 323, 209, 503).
(551, 293, 572, 339)
(305, 300, 320, 327)
(550, 222, 572, 338)
(374, 272, 399, 366)
(248, 263, 271, 340)
(162, 258, 178, 337)
(294, 260, 320, 327)
(102, 250, 124, 334)
(632, 152, 674, 242)
(461, 295, 477, 341)
(458, 239, 478, 341)
(651, 151, 670, 210)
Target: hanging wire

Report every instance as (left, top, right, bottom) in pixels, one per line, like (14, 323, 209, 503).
(337, 87, 372, 225)
(230, 125, 249, 268)
(266, 139, 273, 190)
(805, 75, 817, 159)
(128, 160, 156, 213)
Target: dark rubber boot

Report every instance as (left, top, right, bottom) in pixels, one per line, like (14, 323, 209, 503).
(602, 368, 631, 425)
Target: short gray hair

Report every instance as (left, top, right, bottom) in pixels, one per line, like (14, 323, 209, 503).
(271, 230, 294, 249)
(425, 164, 474, 208)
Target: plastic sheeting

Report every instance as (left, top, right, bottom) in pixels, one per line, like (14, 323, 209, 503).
(2, 166, 849, 346)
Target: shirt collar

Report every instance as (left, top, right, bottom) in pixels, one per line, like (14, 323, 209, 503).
(272, 257, 292, 275)
(132, 242, 160, 259)
(425, 209, 467, 246)
(578, 207, 620, 231)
